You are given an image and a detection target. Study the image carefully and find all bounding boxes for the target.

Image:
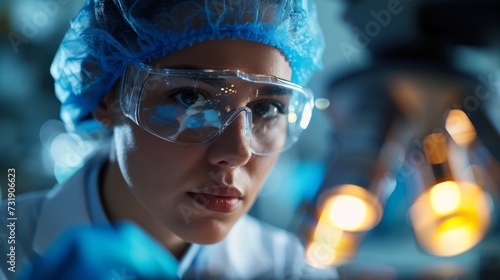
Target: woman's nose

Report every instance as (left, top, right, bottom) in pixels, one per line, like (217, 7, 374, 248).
(206, 110, 253, 168)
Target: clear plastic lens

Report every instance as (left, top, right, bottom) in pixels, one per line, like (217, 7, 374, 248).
(120, 64, 314, 155)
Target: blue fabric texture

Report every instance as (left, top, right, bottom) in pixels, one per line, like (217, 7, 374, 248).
(19, 222, 179, 280)
(50, 0, 325, 131)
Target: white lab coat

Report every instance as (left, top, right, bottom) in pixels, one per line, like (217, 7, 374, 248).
(0, 148, 337, 280)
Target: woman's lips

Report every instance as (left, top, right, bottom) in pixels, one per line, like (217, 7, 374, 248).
(188, 186, 243, 213)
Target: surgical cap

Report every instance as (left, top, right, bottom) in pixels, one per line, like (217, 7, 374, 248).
(51, 0, 325, 131)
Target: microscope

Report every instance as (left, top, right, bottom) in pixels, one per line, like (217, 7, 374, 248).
(304, 1, 500, 278)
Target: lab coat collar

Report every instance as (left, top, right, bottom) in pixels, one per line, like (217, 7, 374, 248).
(32, 160, 95, 255)
(196, 215, 274, 278)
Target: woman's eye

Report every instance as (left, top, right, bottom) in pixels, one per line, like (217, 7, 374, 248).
(173, 90, 207, 107)
(253, 101, 284, 118)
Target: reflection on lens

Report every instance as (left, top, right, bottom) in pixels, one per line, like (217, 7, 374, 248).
(251, 116, 287, 154)
(147, 105, 177, 126)
(175, 127, 219, 143)
(187, 113, 206, 128)
(144, 107, 180, 137)
(203, 109, 220, 123)
(300, 104, 312, 129)
(314, 98, 330, 110)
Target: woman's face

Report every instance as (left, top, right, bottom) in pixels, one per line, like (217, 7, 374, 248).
(111, 39, 292, 244)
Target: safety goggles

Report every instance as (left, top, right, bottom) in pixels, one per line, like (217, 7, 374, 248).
(119, 63, 314, 155)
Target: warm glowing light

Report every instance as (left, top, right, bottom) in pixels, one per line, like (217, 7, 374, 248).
(328, 195, 367, 231)
(300, 104, 313, 129)
(314, 98, 330, 110)
(321, 185, 383, 232)
(445, 109, 476, 146)
(433, 216, 477, 256)
(430, 181, 461, 215)
(288, 112, 298, 123)
(306, 185, 383, 267)
(306, 207, 358, 268)
(410, 181, 491, 257)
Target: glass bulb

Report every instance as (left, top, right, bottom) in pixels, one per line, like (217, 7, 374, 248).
(429, 181, 461, 215)
(322, 185, 382, 232)
(410, 181, 491, 257)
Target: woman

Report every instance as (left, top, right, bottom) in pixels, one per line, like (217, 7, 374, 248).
(1, 0, 334, 278)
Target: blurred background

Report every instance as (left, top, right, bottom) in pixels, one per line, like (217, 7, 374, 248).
(1, 0, 500, 279)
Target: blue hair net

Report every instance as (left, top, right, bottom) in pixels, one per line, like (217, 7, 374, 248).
(51, 0, 325, 131)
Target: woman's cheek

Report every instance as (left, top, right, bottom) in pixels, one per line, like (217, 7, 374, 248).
(113, 124, 138, 186)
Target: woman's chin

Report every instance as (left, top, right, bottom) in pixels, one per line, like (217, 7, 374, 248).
(175, 219, 235, 245)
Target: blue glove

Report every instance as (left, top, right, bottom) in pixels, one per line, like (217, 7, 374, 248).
(19, 222, 179, 280)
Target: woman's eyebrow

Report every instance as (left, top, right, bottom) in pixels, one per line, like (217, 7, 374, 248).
(256, 85, 292, 96)
(151, 66, 292, 96)
(195, 77, 228, 89)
